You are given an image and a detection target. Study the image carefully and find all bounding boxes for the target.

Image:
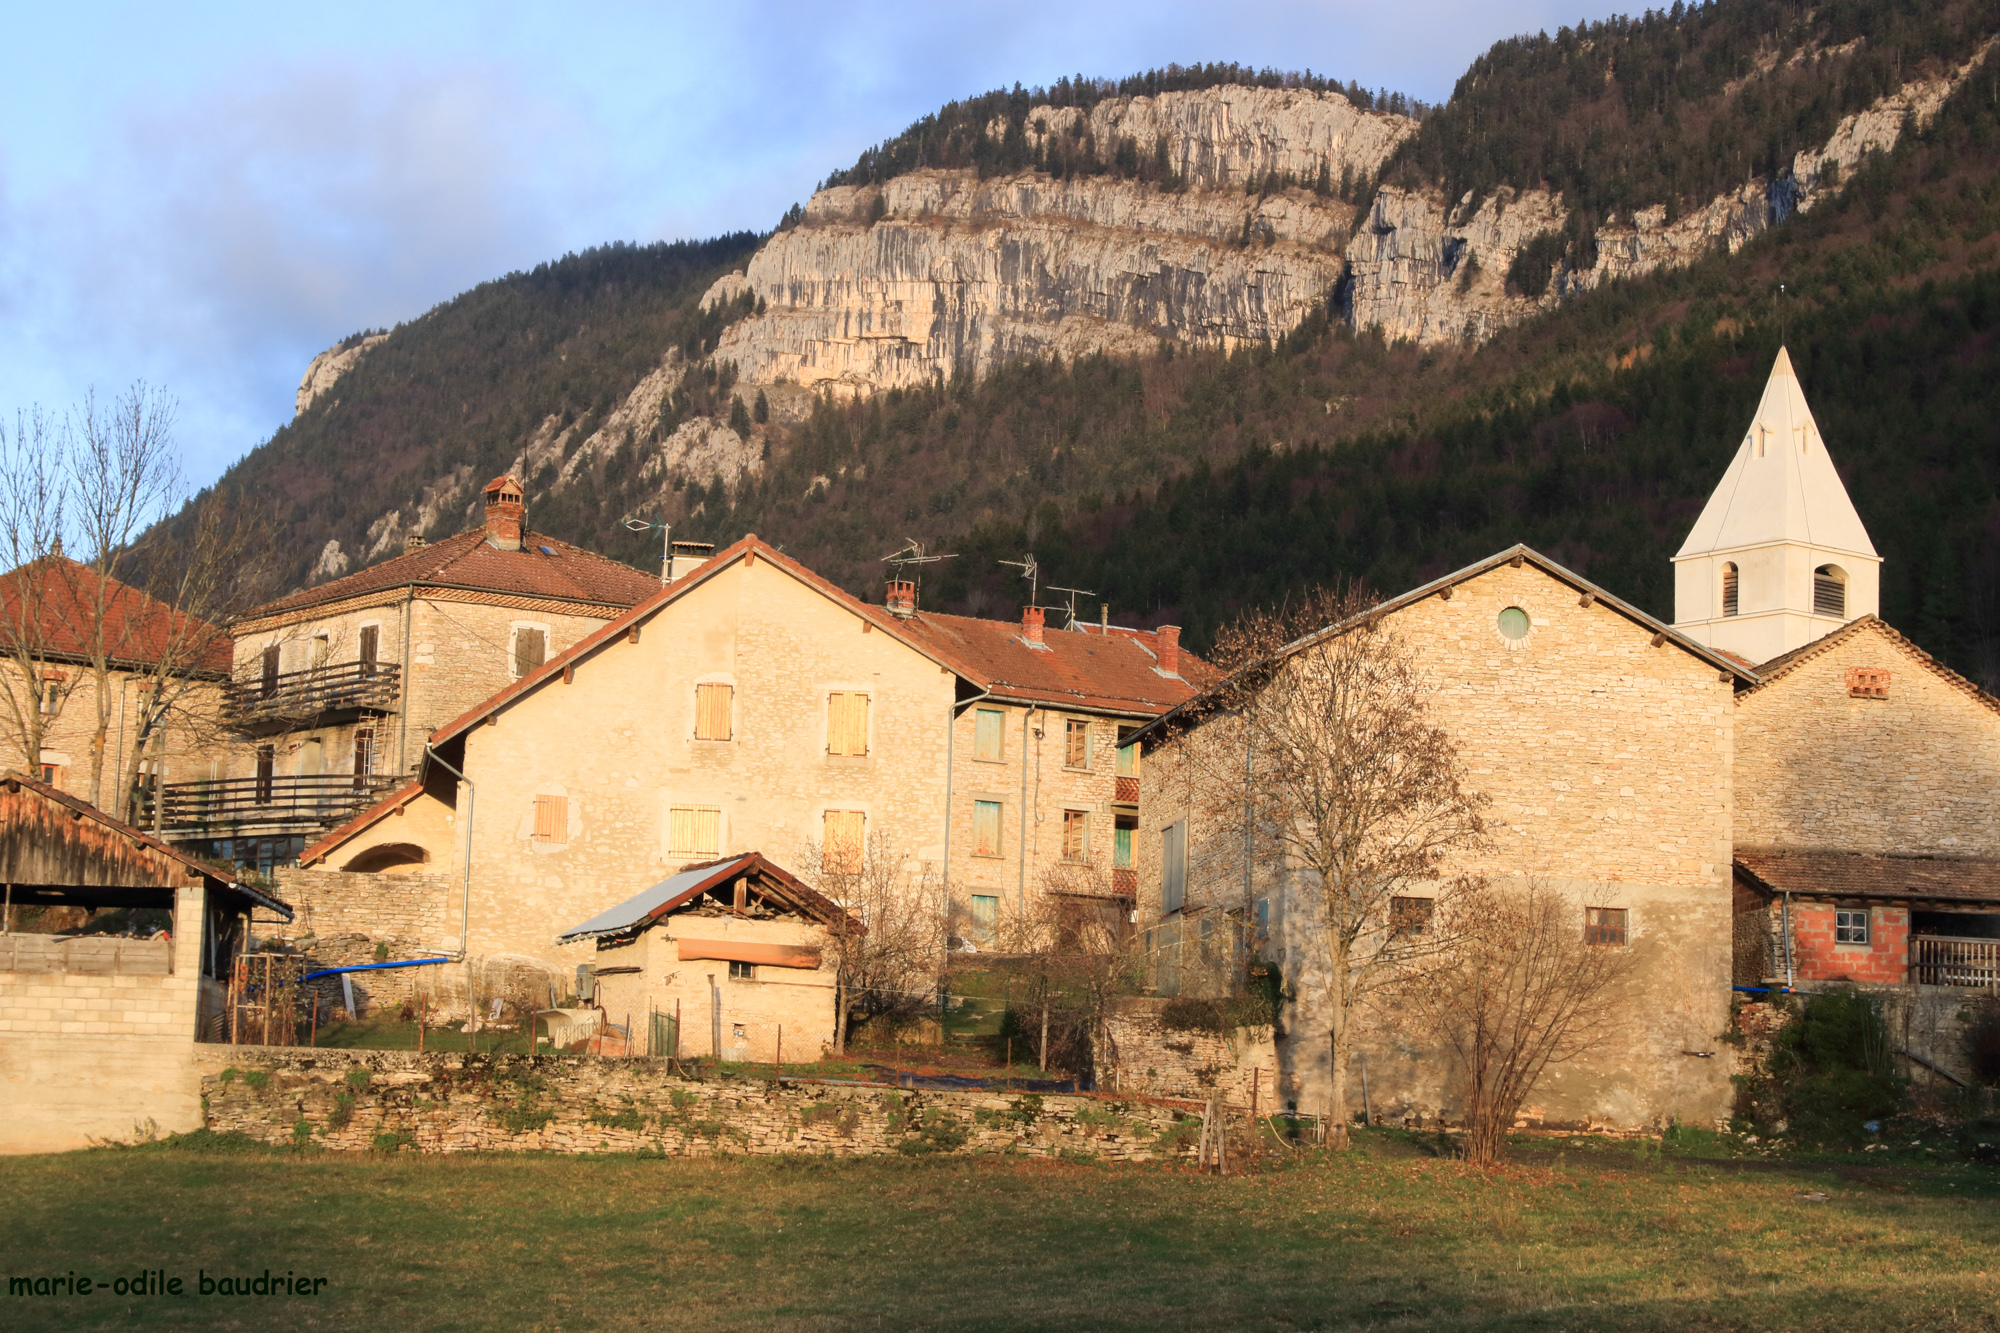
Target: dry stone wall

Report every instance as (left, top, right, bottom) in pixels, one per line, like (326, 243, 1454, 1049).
(197, 1048, 1199, 1161)
(1098, 998, 1277, 1105)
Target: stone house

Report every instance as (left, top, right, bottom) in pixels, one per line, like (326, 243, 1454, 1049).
(0, 772, 292, 1153)
(557, 853, 852, 1062)
(278, 536, 1202, 1031)
(1131, 545, 1752, 1129)
(156, 473, 660, 873)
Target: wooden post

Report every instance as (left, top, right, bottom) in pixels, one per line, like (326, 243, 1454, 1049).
(674, 997, 682, 1063)
(1249, 1068, 1260, 1137)
(776, 1025, 782, 1082)
(310, 989, 318, 1048)
(418, 994, 426, 1054)
(262, 956, 273, 1047)
(1359, 1052, 1372, 1127)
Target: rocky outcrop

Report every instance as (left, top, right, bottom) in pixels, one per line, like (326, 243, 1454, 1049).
(710, 86, 1414, 397)
(296, 333, 388, 416)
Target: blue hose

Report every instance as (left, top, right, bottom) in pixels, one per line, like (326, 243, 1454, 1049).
(301, 957, 452, 981)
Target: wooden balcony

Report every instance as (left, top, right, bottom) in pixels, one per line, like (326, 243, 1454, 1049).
(1910, 935, 2000, 989)
(143, 773, 401, 838)
(222, 660, 399, 733)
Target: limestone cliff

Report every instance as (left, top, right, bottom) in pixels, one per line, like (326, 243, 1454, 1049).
(296, 332, 388, 416)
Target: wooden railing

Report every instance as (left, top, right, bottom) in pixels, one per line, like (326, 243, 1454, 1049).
(221, 660, 399, 728)
(144, 773, 400, 834)
(1111, 868, 1137, 897)
(1114, 776, 1139, 805)
(1910, 935, 2000, 990)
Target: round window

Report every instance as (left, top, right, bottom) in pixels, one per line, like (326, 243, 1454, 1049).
(1496, 607, 1531, 640)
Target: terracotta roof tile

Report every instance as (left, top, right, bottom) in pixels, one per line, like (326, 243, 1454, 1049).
(1735, 847, 2000, 906)
(1742, 615, 2000, 716)
(895, 611, 1211, 716)
(0, 556, 231, 674)
(256, 528, 661, 618)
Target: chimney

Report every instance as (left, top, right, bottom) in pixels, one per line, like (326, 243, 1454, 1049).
(1022, 606, 1045, 645)
(483, 473, 526, 552)
(885, 579, 917, 618)
(668, 540, 715, 582)
(1155, 625, 1181, 675)
(403, 532, 427, 554)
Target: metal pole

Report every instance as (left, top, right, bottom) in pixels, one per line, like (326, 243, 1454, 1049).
(1782, 891, 1794, 988)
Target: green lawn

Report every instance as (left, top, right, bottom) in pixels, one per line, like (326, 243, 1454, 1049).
(3, 1132, 1995, 1331)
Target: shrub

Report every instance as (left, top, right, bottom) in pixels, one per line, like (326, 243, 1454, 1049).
(242, 1071, 269, 1092)
(372, 1131, 415, 1153)
(217, 1068, 239, 1085)
(345, 1068, 372, 1091)
(328, 1093, 355, 1131)
(1160, 994, 1274, 1036)
(588, 1103, 645, 1132)
(897, 1107, 969, 1155)
(1966, 998, 2000, 1087)
(1763, 988, 1905, 1147)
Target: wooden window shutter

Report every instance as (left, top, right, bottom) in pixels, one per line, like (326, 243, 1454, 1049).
(828, 692, 869, 756)
(823, 810, 864, 874)
(974, 708, 1004, 762)
(533, 794, 567, 843)
(1062, 809, 1088, 861)
(694, 683, 733, 740)
(1162, 822, 1186, 914)
(1065, 719, 1090, 768)
(973, 800, 1002, 856)
(668, 805, 720, 856)
(260, 644, 280, 696)
(515, 628, 546, 678)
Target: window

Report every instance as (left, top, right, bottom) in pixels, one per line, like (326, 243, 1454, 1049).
(1115, 732, 1138, 778)
(513, 627, 547, 679)
(1497, 607, 1531, 640)
(974, 707, 1004, 761)
(728, 960, 754, 982)
(36, 671, 63, 716)
(310, 633, 330, 670)
(1721, 563, 1739, 617)
(973, 800, 1003, 857)
(827, 692, 869, 756)
(694, 683, 733, 740)
(260, 644, 280, 697)
(1584, 907, 1629, 947)
(357, 624, 379, 675)
(38, 763, 60, 786)
(1064, 718, 1092, 769)
(1835, 908, 1871, 945)
(668, 805, 720, 858)
(1162, 821, 1186, 914)
(1113, 820, 1134, 869)
(823, 810, 864, 874)
(254, 746, 275, 804)
(1062, 809, 1090, 862)
(969, 894, 999, 942)
(352, 729, 374, 790)
(1390, 896, 1435, 937)
(1813, 566, 1846, 618)
(533, 794, 568, 844)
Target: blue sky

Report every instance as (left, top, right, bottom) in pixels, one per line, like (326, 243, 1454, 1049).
(0, 1, 1621, 485)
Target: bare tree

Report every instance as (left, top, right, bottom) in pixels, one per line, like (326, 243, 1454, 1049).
(798, 832, 944, 1055)
(1173, 583, 1488, 1147)
(1405, 880, 1634, 1165)
(0, 407, 72, 768)
(991, 862, 1148, 1074)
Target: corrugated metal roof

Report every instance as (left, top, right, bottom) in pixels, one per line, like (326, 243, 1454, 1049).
(557, 856, 756, 942)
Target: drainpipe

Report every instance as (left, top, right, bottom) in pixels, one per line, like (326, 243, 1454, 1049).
(112, 675, 129, 819)
(397, 588, 415, 776)
(1018, 703, 1038, 917)
(709, 973, 722, 1059)
(940, 684, 992, 936)
(424, 744, 474, 961)
(1782, 890, 1794, 988)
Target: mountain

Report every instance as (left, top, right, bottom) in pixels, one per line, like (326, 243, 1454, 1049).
(205, 0, 2000, 684)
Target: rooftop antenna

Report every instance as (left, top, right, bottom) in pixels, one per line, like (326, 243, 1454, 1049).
(998, 553, 1040, 607)
(623, 515, 671, 586)
(1048, 584, 1097, 631)
(1778, 281, 1787, 346)
(880, 538, 956, 599)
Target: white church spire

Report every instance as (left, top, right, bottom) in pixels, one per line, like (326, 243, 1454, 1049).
(1671, 347, 1880, 665)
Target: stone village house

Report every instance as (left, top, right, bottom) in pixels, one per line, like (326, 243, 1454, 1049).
(273, 535, 1204, 1048)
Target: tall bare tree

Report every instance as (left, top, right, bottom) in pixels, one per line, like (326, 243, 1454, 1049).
(1174, 584, 1488, 1147)
(798, 833, 944, 1055)
(991, 862, 1148, 1073)
(0, 407, 74, 767)
(1405, 880, 1634, 1165)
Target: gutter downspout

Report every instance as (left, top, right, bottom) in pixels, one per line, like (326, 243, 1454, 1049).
(424, 744, 474, 962)
(1018, 703, 1038, 918)
(1781, 890, 1794, 988)
(940, 683, 992, 937)
(397, 588, 414, 776)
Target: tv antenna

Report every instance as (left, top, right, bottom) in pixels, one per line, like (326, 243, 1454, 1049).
(623, 515, 671, 586)
(1047, 584, 1097, 631)
(880, 538, 956, 597)
(998, 553, 1040, 606)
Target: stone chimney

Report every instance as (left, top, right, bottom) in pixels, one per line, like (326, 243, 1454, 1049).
(1022, 606, 1045, 645)
(885, 579, 917, 618)
(483, 474, 525, 552)
(403, 532, 427, 554)
(1155, 625, 1181, 675)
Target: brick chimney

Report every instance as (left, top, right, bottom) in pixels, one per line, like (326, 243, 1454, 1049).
(1022, 606, 1045, 645)
(483, 474, 525, 551)
(403, 532, 427, 554)
(885, 579, 917, 618)
(1155, 625, 1181, 675)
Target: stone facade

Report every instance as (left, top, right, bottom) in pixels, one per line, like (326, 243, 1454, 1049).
(197, 1047, 1199, 1161)
(0, 657, 221, 815)
(1096, 998, 1278, 1105)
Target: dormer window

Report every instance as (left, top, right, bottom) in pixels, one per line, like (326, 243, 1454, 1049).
(1721, 563, 1738, 618)
(1813, 565, 1846, 618)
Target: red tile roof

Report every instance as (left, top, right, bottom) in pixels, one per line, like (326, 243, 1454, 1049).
(255, 527, 661, 619)
(1740, 615, 2000, 716)
(1735, 847, 2000, 906)
(0, 556, 232, 674)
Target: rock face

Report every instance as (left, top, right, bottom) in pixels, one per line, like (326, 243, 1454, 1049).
(296, 332, 388, 416)
(712, 87, 1415, 397)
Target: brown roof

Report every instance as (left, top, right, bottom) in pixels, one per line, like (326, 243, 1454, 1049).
(1740, 615, 2000, 716)
(299, 778, 429, 867)
(0, 556, 232, 674)
(1735, 847, 2000, 906)
(254, 527, 662, 619)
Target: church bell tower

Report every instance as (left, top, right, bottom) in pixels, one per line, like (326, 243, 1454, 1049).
(1672, 347, 1880, 665)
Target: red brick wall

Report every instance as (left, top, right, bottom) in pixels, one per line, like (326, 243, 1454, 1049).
(1789, 902, 1908, 984)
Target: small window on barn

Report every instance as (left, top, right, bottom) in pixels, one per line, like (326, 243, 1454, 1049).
(668, 805, 720, 858)
(1721, 563, 1739, 618)
(533, 794, 568, 844)
(1390, 896, 1435, 937)
(827, 692, 870, 756)
(513, 626, 547, 679)
(972, 800, 1003, 857)
(822, 810, 865, 874)
(1813, 566, 1847, 619)
(974, 707, 1004, 762)
(1062, 809, 1090, 862)
(1584, 907, 1629, 947)
(1064, 718, 1092, 769)
(694, 683, 733, 740)
(1846, 667, 1890, 699)
(1162, 821, 1187, 914)
(1497, 606, 1531, 641)
(728, 960, 754, 982)
(1836, 908, 1871, 945)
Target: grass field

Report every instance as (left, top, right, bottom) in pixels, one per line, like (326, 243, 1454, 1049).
(3, 1131, 1995, 1332)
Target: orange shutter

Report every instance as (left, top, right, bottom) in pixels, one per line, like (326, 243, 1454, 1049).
(828, 692, 869, 756)
(695, 683, 733, 740)
(533, 794, 567, 842)
(669, 805, 720, 856)
(822, 810, 864, 873)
